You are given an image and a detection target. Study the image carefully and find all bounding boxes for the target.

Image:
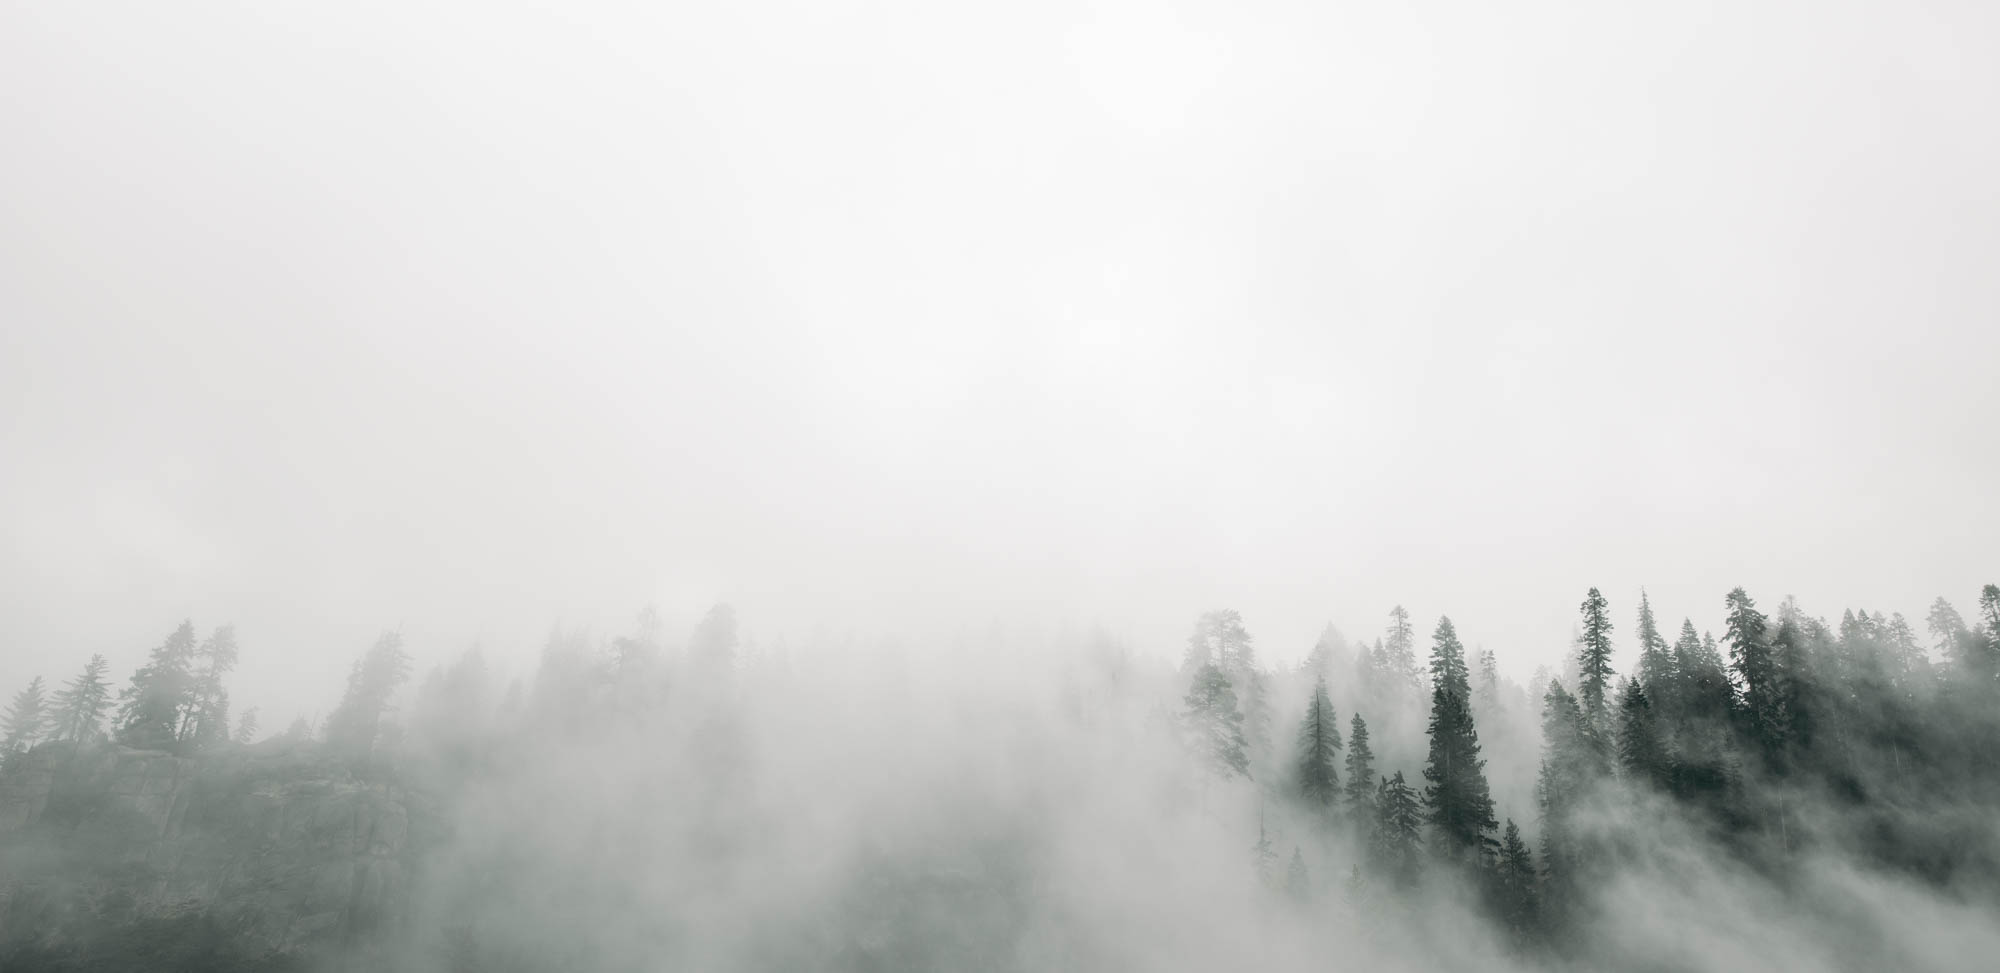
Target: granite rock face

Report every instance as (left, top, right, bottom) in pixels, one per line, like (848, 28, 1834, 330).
(0, 739, 422, 963)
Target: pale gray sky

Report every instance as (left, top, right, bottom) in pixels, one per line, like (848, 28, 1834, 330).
(4, 1, 1997, 725)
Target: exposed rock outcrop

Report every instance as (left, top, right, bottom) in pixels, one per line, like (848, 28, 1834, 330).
(0, 739, 424, 965)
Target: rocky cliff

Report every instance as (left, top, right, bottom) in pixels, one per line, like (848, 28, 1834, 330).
(0, 740, 425, 969)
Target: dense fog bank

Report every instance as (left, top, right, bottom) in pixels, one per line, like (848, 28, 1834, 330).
(4, 587, 2000, 971)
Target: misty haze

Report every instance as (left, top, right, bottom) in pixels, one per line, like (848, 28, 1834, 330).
(4, 2, 1999, 971)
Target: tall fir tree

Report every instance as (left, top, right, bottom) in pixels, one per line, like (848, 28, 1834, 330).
(1536, 680, 1593, 891)
(1381, 606, 1422, 693)
(1185, 610, 1269, 756)
(116, 621, 199, 751)
(1182, 663, 1251, 780)
(1372, 771, 1424, 889)
(48, 654, 112, 744)
(1422, 617, 1496, 862)
(1576, 588, 1616, 727)
(1475, 647, 1501, 714)
(326, 632, 415, 760)
(1671, 619, 1732, 723)
(1634, 590, 1675, 710)
(183, 625, 240, 749)
(1344, 712, 1378, 812)
(1616, 679, 1668, 788)
(1725, 588, 1783, 756)
(2, 677, 49, 762)
(1293, 675, 1342, 812)
(1495, 818, 1539, 937)
(1971, 585, 2000, 683)
(1429, 616, 1472, 698)
(234, 707, 260, 745)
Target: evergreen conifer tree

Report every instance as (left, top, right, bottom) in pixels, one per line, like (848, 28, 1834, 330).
(1616, 679, 1668, 787)
(1293, 675, 1342, 812)
(1576, 588, 1616, 726)
(1422, 617, 1496, 862)
(116, 621, 199, 751)
(326, 632, 415, 760)
(234, 707, 260, 745)
(1344, 712, 1377, 811)
(2, 677, 49, 763)
(1381, 606, 1422, 692)
(1495, 818, 1539, 936)
(49, 654, 111, 744)
(1372, 771, 1424, 889)
(1182, 663, 1250, 779)
(1635, 591, 1675, 709)
(1725, 588, 1783, 755)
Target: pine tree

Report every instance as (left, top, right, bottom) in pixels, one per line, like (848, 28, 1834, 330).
(1182, 663, 1250, 779)
(1536, 680, 1592, 890)
(1422, 617, 1496, 862)
(1381, 606, 1422, 692)
(1725, 588, 1782, 755)
(325, 632, 415, 760)
(1293, 675, 1342, 812)
(1429, 616, 1472, 697)
(1616, 679, 1667, 788)
(1286, 847, 1310, 901)
(3, 677, 49, 763)
(183, 625, 239, 749)
(48, 654, 112, 744)
(1344, 712, 1377, 811)
(1881, 611, 1931, 696)
(1926, 597, 1982, 679)
(1971, 585, 2000, 683)
(1671, 619, 1731, 722)
(1475, 647, 1501, 713)
(116, 621, 200, 751)
(1371, 771, 1424, 889)
(1771, 613, 1817, 758)
(1635, 590, 1675, 711)
(1576, 588, 1616, 726)
(234, 707, 260, 745)
(1495, 818, 1539, 936)
(1183, 609, 1253, 672)
(1353, 636, 1378, 702)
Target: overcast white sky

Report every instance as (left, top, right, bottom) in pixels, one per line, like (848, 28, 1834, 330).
(4, 1, 1996, 725)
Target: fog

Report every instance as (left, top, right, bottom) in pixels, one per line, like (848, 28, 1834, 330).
(3, 1, 2000, 970)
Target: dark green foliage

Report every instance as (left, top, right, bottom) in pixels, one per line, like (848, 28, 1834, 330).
(1429, 616, 1471, 698)
(1634, 591, 1675, 711)
(1536, 680, 1591, 888)
(1493, 818, 1539, 936)
(1616, 680, 1668, 788)
(1422, 617, 1496, 861)
(1293, 676, 1342, 812)
(1726, 588, 1783, 757)
(1671, 619, 1733, 723)
(1371, 771, 1424, 889)
(1576, 588, 1615, 725)
(1182, 662, 1250, 779)
(1344, 712, 1377, 811)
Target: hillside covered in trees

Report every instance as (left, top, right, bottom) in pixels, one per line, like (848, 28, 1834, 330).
(3, 585, 2000, 971)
